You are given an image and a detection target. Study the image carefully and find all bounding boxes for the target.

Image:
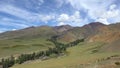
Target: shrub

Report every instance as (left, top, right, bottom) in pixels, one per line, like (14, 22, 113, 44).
(115, 62, 120, 65)
(92, 49, 98, 53)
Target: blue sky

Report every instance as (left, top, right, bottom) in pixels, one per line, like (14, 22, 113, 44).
(0, 0, 120, 32)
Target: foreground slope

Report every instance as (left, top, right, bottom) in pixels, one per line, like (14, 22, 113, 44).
(12, 42, 120, 68)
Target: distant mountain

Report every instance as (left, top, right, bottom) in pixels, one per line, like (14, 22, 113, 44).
(54, 25, 73, 33)
(56, 22, 106, 42)
(0, 22, 120, 45)
(89, 23, 120, 43)
(0, 25, 72, 40)
(0, 26, 57, 40)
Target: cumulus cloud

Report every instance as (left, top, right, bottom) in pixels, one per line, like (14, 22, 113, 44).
(67, 0, 120, 24)
(96, 4, 120, 24)
(57, 11, 82, 26)
(57, 14, 69, 22)
(96, 18, 109, 25)
(57, 22, 66, 26)
(40, 15, 55, 23)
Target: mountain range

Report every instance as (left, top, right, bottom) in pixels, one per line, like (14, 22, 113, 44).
(0, 22, 120, 52)
(0, 22, 120, 41)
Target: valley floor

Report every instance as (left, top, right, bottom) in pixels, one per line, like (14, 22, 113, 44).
(11, 42, 120, 68)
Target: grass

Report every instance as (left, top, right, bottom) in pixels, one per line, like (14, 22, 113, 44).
(11, 42, 120, 68)
(0, 38, 55, 58)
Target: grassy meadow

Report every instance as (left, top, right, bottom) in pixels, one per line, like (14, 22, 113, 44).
(0, 38, 55, 58)
(11, 42, 120, 68)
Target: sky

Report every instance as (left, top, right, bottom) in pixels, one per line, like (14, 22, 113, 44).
(0, 0, 120, 32)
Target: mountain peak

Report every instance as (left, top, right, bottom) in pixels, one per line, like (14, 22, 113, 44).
(83, 22, 105, 28)
(88, 22, 105, 26)
(56, 25, 72, 28)
(54, 25, 72, 33)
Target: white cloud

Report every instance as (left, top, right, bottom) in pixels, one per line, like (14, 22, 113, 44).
(0, 5, 33, 21)
(96, 18, 109, 25)
(67, 0, 114, 10)
(96, 4, 120, 24)
(57, 22, 66, 26)
(57, 14, 69, 22)
(101, 4, 119, 19)
(70, 11, 81, 23)
(0, 5, 55, 23)
(67, 0, 120, 24)
(40, 15, 55, 23)
(0, 17, 29, 28)
(11, 29, 17, 31)
(57, 11, 82, 26)
(110, 4, 117, 10)
(31, 14, 55, 23)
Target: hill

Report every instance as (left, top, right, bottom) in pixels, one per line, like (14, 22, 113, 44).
(0, 25, 72, 58)
(57, 22, 106, 43)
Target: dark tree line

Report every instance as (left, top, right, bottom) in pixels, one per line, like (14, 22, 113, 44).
(0, 38, 84, 68)
(1, 56, 15, 68)
(1, 46, 66, 68)
(66, 39, 84, 47)
(49, 37, 84, 48)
